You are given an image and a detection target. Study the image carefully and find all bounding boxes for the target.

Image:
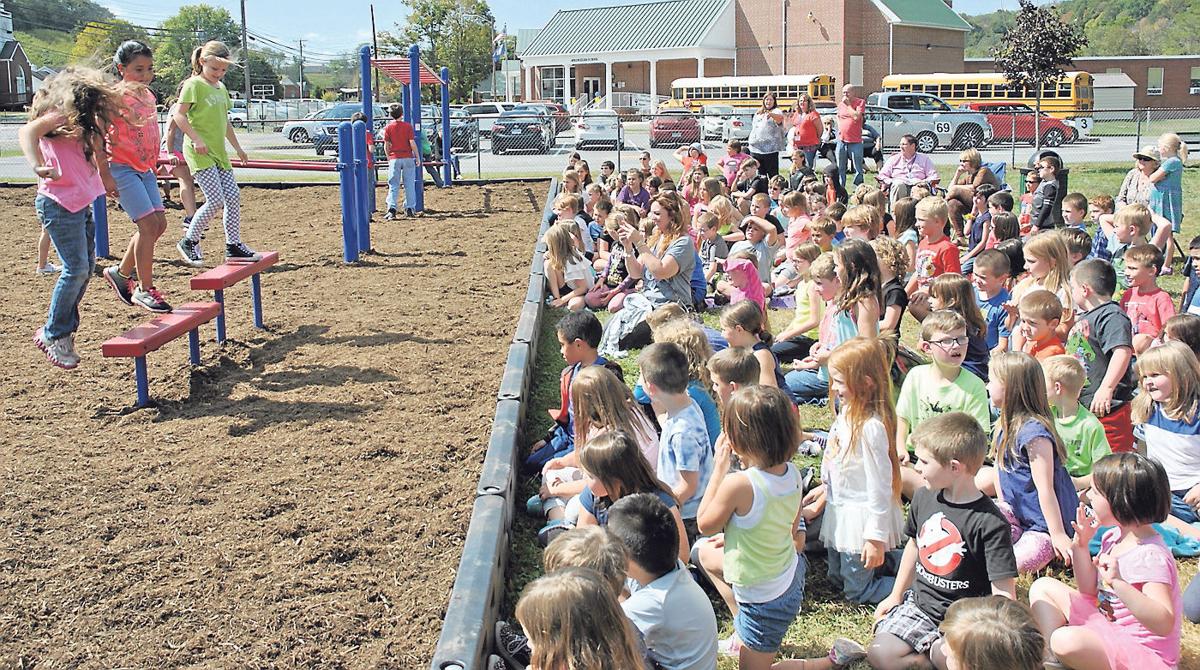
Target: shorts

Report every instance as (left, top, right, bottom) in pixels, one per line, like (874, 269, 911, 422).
(1171, 489, 1200, 524)
(110, 162, 164, 222)
(1099, 402, 1134, 453)
(873, 590, 941, 655)
(733, 554, 807, 654)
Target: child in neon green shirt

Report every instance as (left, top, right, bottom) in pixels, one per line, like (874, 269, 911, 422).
(1042, 355, 1110, 491)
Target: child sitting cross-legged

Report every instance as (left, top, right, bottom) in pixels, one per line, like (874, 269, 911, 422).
(868, 412, 1018, 670)
(1029, 453, 1183, 670)
(907, 196, 961, 322)
(972, 249, 1012, 355)
(543, 222, 594, 312)
(984, 352, 1079, 574)
(927, 273, 991, 383)
(1042, 355, 1110, 493)
(607, 492, 719, 670)
(697, 386, 867, 669)
(1017, 289, 1066, 362)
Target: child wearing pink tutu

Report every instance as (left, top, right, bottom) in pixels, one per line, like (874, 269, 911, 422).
(1029, 452, 1182, 670)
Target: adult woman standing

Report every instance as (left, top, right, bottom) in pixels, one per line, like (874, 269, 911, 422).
(747, 92, 786, 178)
(789, 93, 823, 171)
(1116, 146, 1156, 209)
(945, 148, 998, 241)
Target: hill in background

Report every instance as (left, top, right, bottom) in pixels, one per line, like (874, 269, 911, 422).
(965, 0, 1200, 59)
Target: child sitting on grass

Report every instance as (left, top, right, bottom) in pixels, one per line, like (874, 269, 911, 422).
(1017, 289, 1066, 362)
(1119, 243, 1176, 354)
(707, 346, 760, 407)
(907, 197, 961, 322)
(607, 493, 719, 670)
(872, 236, 909, 335)
(524, 312, 606, 471)
(972, 249, 1011, 355)
(543, 222, 594, 312)
(869, 412, 1017, 670)
(514, 568, 644, 670)
(1042, 355, 1110, 492)
(940, 597, 1044, 670)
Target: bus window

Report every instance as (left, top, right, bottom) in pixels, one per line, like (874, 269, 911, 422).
(953, 84, 966, 97)
(979, 84, 992, 99)
(966, 84, 979, 96)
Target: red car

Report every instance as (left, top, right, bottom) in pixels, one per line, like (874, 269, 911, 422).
(649, 110, 700, 148)
(962, 102, 1074, 147)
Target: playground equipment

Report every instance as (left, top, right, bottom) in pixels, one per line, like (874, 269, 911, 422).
(101, 302, 224, 407)
(190, 251, 280, 343)
(92, 43, 454, 265)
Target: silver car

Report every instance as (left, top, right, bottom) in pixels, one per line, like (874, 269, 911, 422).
(865, 92, 992, 150)
(701, 104, 735, 140)
(574, 109, 624, 150)
(862, 105, 946, 153)
(721, 111, 753, 143)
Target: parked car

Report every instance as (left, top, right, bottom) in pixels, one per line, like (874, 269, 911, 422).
(462, 102, 517, 136)
(865, 92, 992, 150)
(960, 102, 1074, 147)
(649, 110, 700, 148)
(281, 106, 343, 144)
(491, 106, 556, 154)
(523, 102, 571, 133)
(574, 108, 624, 150)
(311, 104, 389, 156)
(862, 105, 946, 153)
(701, 104, 736, 140)
(418, 105, 480, 154)
(720, 111, 753, 143)
(228, 100, 248, 127)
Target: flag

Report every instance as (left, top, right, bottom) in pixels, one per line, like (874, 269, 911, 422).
(492, 25, 508, 63)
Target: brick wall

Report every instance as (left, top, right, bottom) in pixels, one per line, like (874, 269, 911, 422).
(965, 56, 1200, 109)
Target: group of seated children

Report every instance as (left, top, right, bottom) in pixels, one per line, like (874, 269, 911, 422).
(511, 137, 1195, 670)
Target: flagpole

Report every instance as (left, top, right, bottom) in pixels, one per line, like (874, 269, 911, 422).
(491, 23, 496, 101)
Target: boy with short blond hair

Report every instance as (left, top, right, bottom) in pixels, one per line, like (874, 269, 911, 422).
(1017, 289, 1066, 361)
(1119, 243, 1176, 353)
(1105, 203, 1153, 295)
(1060, 192, 1088, 231)
(868, 412, 1017, 670)
(811, 216, 837, 252)
(706, 347, 760, 408)
(841, 204, 879, 241)
(542, 526, 629, 594)
(1042, 355, 1110, 491)
(906, 196, 961, 321)
(1087, 194, 1115, 262)
(1067, 259, 1135, 453)
(1057, 227, 1092, 266)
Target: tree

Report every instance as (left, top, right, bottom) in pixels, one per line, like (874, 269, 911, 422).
(992, 0, 1087, 151)
(152, 5, 241, 99)
(69, 20, 151, 65)
(380, 0, 496, 102)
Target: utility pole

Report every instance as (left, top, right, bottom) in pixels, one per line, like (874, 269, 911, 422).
(298, 39, 305, 98)
(370, 4, 380, 102)
(240, 0, 251, 109)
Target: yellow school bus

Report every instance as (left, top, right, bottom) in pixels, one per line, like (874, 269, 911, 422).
(661, 75, 838, 111)
(881, 72, 1094, 135)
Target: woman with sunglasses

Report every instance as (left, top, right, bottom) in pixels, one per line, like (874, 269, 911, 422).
(946, 148, 999, 243)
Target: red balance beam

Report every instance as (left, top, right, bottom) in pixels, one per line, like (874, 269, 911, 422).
(157, 158, 338, 172)
(101, 302, 223, 357)
(190, 251, 279, 291)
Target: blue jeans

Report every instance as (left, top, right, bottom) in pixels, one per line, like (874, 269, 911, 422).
(387, 157, 418, 212)
(37, 194, 95, 340)
(799, 147, 819, 172)
(785, 368, 828, 401)
(836, 139, 864, 188)
(1171, 489, 1199, 524)
(733, 554, 807, 653)
(1184, 573, 1200, 624)
(826, 547, 902, 605)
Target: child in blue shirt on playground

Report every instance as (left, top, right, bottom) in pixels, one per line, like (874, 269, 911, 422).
(523, 311, 607, 472)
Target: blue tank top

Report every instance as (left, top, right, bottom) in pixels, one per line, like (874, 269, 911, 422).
(753, 341, 797, 403)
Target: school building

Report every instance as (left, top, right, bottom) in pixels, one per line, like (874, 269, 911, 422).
(516, 0, 971, 109)
(967, 55, 1200, 109)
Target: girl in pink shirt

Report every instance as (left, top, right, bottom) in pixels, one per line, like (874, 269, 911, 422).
(19, 67, 125, 369)
(102, 41, 173, 314)
(1030, 453, 1182, 670)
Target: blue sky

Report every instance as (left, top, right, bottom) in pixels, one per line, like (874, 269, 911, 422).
(101, 0, 1037, 62)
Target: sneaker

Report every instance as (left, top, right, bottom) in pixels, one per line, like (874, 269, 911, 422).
(828, 637, 867, 668)
(384, 209, 396, 221)
(103, 266, 135, 306)
(132, 286, 173, 313)
(226, 241, 262, 262)
(33, 327, 80, 370)
(405, 208, 415, 217)
(35, 262, 60, 274)
(494, 621, 530, 669)
(717, 634, 743, 658)
(177, 238, 204, 267)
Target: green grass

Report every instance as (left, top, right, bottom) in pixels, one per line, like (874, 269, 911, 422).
(505, 160, 1200, 668)
(1090, 116, 1200, 138)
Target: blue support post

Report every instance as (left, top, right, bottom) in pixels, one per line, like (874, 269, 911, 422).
(408, 44, 425, 213)
(336, 121, 359, 263)
(251, 273, 264, 329)
(92, 196, 109, 258)
(352, 119, 371, 253)
(134, 356, 149, 407)
(359, 45, 377, 216)
(214, 288, 226, 343)
(401, 86, 410, 123)
(188, 328, 200, 365)
(440, 66, 452, 187)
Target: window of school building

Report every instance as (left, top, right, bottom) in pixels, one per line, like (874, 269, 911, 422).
(1147, 67, 1164, 95)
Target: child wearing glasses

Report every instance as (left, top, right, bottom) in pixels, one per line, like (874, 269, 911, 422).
(894, 310, 993, 498)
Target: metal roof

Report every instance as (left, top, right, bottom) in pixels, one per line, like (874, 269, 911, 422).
(868, 0, 972, 32)
(371, 58, 444, 85)
(1092, 73, 1137, 88)
(522, 0, 729, 58)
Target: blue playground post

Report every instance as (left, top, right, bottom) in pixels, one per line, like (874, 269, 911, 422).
(336, 121, 359, 262)
(408, 44, 425, 213)
(401, 86, 409, 122)
(359, 45, 377, 216)
(352, 119, 371, 253)
(92, 196, 109, 258)
(440, 66, 452, 187)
